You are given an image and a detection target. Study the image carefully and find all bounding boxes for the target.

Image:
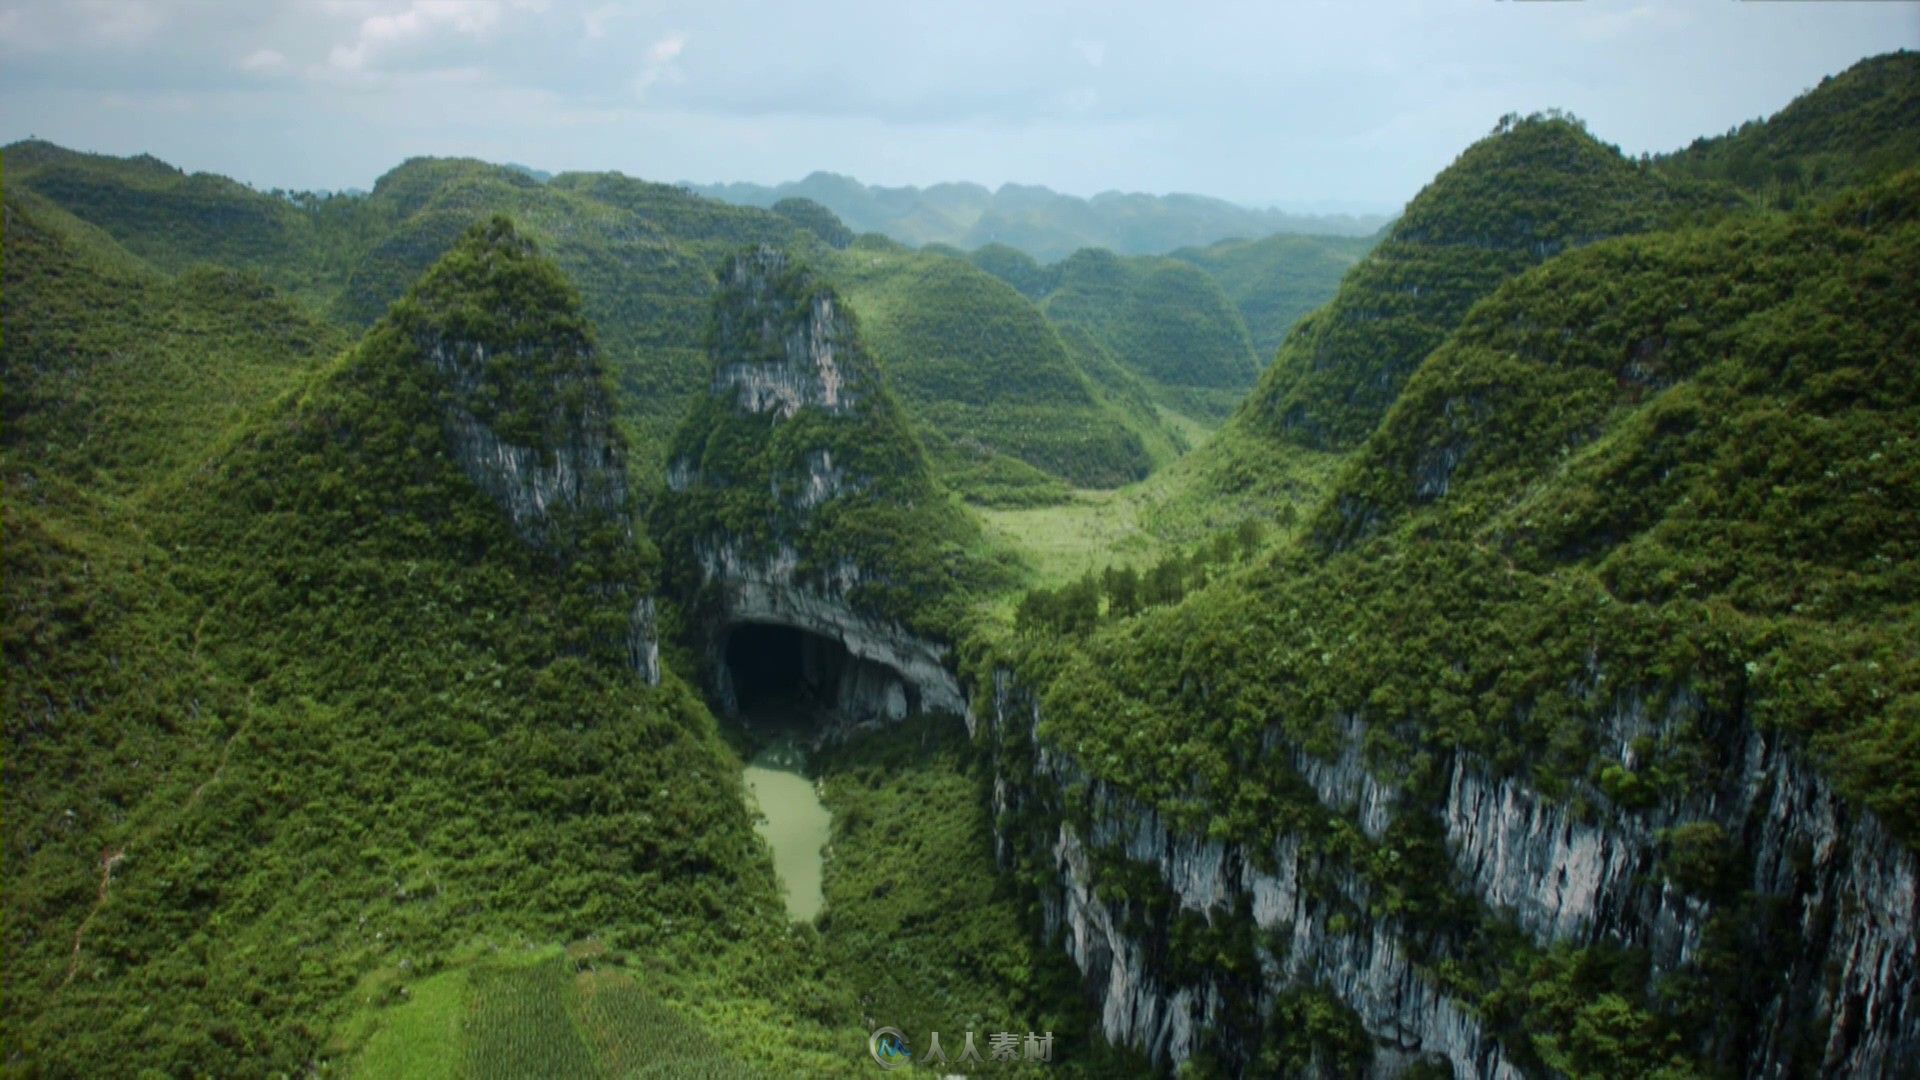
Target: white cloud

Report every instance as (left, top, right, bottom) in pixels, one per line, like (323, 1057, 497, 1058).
(633, 30, 687, 98)
(648, 31, 686, 65)
(0, 0, 164, 51)
(2, 0, 1913, 209)
(240, 47, 286, 72)
(327, 0, 503, 72)
(582, 3, 619, 40)
(77, 1, 165, 45)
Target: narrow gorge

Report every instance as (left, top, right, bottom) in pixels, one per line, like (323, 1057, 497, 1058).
(6, 44, 1918, 1080)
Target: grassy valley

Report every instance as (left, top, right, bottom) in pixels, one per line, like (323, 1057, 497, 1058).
(966, 77, 1920, 1075)
(6, 43, 1918, 1080)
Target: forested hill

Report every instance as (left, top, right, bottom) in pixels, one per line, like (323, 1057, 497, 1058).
(1657, 48, 1920, 207)
(1238, 114, 1740, 454)
(956, 241, 1338, 423)
(1168, 231, 1379, 359)
(690, 171, 1388, 261)
(3, 215, 850, 1074)
(825, 239, 1181, 500)
(1, 144, 1212, 503)
(993, 155, 1920, 1078)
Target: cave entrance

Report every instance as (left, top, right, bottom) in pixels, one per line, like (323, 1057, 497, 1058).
(721, 621, 918, 923)
(720, 621, 914, 726)
(725, 623, 843, 718)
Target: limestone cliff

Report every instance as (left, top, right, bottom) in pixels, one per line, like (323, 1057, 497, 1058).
(400, 216, 660, 683)
(658, 246, 978, 723)
(974, 668, 1917, 1077)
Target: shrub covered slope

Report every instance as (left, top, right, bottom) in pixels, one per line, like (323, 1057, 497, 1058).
(987, 158, 1919, 1078)
(2, 219, 843, 1075)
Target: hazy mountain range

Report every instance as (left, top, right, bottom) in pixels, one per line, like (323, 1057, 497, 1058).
(689, 172, 1390, 262)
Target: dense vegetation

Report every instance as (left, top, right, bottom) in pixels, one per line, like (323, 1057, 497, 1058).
(2, 189, 349, 497)
(1043, 251, 1255, 398)
(1658, 50, 1920, 208)
(1241, 114, 1742, 452)
(1, 139, 371, 307)
(656, 248, 998, 636)
(956, 246, 1265, 424)
(3, 145, 824, 478)
(1169, 231, 1379, 359)
(6, 144, 1214, 497)
(3, 216, 848, 1074)
(693, 171, 1387, 262)
(809, 714, 1144, 1077)
(826, 243, 1182, 501)
(983, 165, 1920, 1076)
(9, 47, 1917, 1080)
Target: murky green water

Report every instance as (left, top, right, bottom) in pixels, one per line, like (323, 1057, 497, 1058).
(742, 723, 832, 922)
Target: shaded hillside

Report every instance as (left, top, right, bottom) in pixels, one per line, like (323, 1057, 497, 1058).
(9, 143, 1197, 496)
(658, 246, 991, 633)
(1039, 248, 1261, 420)
(1659, 50, 1920, 207)
(1, 139, 366, 307)
(1242, 114, 1741, 452)
(3, 145, 821, 476)
(1170, 231, 1379, 358)
(328, 161, 817, 476)
(694, 170, 1387, 260)
(2, 187, 348, 498)
(827, 242, 1181, 502)
(3, 218, 868, 1074)
(987, 168, 1920, 1078)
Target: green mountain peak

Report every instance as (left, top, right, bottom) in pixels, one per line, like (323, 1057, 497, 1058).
(661, 245, 985, 633)
(1240, 112, 1735, 452)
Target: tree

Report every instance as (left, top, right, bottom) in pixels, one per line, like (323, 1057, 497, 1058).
(1103, 566, 1140, 618)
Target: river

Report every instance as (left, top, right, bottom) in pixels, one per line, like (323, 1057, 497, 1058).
(740, 711, 832, 922)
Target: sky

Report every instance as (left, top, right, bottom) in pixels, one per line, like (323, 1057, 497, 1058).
(1, 1, 1914, 214)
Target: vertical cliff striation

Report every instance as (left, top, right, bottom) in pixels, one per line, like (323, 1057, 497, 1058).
(974, 664, 1917, 1077)
(394, 216, 660, 682)
(966, 166, 1920, 1076)
(658, 246, 984, 723)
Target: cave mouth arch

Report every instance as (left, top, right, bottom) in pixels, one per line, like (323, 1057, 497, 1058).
(720, 621, 914, 725)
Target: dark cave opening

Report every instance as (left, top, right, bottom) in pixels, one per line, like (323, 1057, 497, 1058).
(720, 621, 916, 725)
(724, 622, 847, 715)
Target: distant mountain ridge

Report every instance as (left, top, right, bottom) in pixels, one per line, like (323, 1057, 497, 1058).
(689, 171, 1389, 262)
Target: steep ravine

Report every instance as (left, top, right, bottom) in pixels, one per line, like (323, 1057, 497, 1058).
(659, 246, 974, 733)
(966, 666, 1918, 1077)
(656, 243, 1916, 1076)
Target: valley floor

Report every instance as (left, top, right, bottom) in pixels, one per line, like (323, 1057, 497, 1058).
(339, 714, 1143, 1077)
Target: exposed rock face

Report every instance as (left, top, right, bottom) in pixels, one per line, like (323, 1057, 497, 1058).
(426, 338, 660, 684)
(699, 537, 964, 721)
(980, 673, 1518, 1077)
(663, 246, 963, 724)
(712, 306, 857, 420)
(425, 337, 631, 545)
(975, 668, 1920, 1077)
(406, 222, 661, 686)
(627, 596, 660, 687)
(1442, 688, 1917, 1075)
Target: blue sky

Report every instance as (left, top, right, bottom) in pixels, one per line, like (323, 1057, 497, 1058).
(1, 1, 1914, 213)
